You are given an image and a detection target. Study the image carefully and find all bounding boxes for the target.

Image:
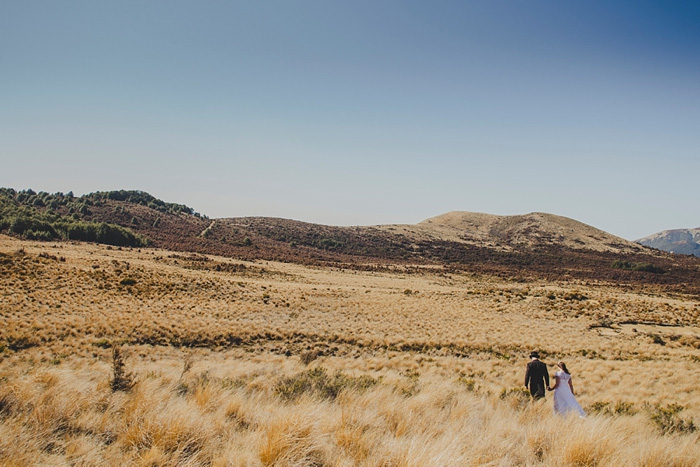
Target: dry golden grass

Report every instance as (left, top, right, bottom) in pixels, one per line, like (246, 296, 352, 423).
(1, 235, 699, 465)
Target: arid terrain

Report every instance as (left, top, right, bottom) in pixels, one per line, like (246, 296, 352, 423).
(4, 189, 700, 294)
(1, 234, 700, 466)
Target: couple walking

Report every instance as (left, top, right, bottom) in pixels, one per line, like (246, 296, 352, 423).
(524, 351, 586, 417)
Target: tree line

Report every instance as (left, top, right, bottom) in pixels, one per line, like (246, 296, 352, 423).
(0, 188, 149, 247)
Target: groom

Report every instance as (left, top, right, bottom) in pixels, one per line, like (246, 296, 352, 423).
(524, 351, 549, 400)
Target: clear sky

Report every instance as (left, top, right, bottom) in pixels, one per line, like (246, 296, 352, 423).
(2, 1, 699, 240)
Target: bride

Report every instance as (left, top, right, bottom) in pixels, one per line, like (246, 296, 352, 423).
(548, 361, 586, 417)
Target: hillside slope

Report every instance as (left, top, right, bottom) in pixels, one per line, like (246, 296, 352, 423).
(2, 188, 700, 295)
(377, 211, 644, 253)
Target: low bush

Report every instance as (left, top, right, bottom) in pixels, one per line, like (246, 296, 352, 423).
(588, 400, 637, 416)
(110, 346, 135, 392)
(275, 367, 377, 401)
(648, 403, 697, 434)
(563, 290, 588, 301)
(612, 260, 664, 274)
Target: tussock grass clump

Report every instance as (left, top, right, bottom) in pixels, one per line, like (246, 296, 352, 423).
(259, 413, 327, 466)
(500, 386, 532, 409)
(299, 350, 320, 365)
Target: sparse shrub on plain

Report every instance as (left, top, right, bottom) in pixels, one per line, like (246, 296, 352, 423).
(38, 251, 58, 261)
(275, 367, 377, 401)
(588, 401, 610, 414)
(299, 350, 320, 365)
(678, 335, 700, 349)
(6, 334, 39, 351)
(649, 333, 666, 346)
(110, 345, 135, 392)
(577, 348, 603, 359)
(588, 400, 637, 416)
(457, 376, 477, 391)
(613, 400, 637, 415)
(398, 368, 421, 396)
(180, 352, 194, 381)
(563, 290, 588, 301)
(612, 260, 665, 274)
(94, 338, 111, 349)
(648, 403, 697, 434)
(120, 277, 137, 286)
(590, 317, 613, 329)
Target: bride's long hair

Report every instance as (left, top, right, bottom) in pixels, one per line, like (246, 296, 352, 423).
(558, 361, 570, 374)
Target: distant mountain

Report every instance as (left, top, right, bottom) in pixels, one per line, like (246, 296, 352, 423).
(3, 187, 700, 295)
(636, 228, 700, 257)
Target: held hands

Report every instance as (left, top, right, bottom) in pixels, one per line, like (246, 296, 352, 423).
(546, 386, 552, 391)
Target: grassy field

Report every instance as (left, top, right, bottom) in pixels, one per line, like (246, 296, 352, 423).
(1, 235, 699, 465)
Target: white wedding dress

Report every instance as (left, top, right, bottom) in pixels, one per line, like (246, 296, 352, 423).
(553, 371, 586, 417)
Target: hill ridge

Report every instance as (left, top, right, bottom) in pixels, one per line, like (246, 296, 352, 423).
(375, 210, 644, 254)
(3, 187, 700, 295)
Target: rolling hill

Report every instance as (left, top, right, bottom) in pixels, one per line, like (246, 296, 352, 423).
(2, 187, 700, 295)
(378, 211, 645, 253)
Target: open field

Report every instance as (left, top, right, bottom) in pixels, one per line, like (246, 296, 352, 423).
(1, 235, 700, 465)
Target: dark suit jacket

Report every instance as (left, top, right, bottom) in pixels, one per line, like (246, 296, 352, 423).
(524, 359, 549, 397)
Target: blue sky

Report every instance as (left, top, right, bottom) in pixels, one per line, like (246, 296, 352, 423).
(2, 1, 699, 240)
